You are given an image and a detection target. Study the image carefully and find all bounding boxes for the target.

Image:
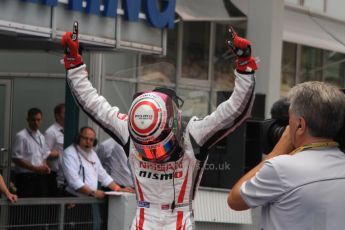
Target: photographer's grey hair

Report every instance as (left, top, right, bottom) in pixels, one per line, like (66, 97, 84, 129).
(288, 81, 345, 139)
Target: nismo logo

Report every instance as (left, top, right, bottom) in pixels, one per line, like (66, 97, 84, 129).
(22, 0, 176, 29)
(139, 170, 182, 180)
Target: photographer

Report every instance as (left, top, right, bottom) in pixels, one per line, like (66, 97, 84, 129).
(228, 81, 345, 230)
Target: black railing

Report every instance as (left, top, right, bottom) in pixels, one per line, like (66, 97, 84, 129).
(0, 197, 108, 230)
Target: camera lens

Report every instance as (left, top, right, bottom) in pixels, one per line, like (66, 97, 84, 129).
(269, 124, 286, 148)
(260, 119, 287, 154)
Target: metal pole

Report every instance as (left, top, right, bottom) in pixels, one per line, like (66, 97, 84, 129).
(64, 79, 79, 148)
(59, 203, 65, 230)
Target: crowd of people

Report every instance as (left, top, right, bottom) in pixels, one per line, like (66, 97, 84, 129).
(5, 103, 135, 202)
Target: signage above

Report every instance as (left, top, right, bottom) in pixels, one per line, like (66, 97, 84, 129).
(22, 0, 176, 29)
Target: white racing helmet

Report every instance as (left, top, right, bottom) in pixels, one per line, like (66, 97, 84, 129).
(128, 87, 184, 162)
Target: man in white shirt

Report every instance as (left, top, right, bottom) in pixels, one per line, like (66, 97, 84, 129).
(96, 138, 134, 189)
(62, 126, 131, 198)
(62, 126, 133, 230)
(228, 82, 345, 230)
(12, 107, 53, 197)
(44, 103, 65, 196)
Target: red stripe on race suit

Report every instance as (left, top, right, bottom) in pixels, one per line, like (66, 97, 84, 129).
(137, 208, 145, 230)
(135, 178, 145, 230)
(178, 164, 189, 203)
(176, 211, 184, 230)
(135, 177, 144, 201)
(176, 164, 189, 230)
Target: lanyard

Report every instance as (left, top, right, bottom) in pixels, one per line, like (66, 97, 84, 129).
(78, 150, 96, 165)
(74, 145, 85, 182)
(73, 145, 96, 183)
(26, 128, 42, 148)
(290, 141, 339, 155)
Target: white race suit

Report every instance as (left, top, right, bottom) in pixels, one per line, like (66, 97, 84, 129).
(66, 64, 255, 230)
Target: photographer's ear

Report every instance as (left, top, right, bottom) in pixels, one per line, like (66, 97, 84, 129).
(297, 117, 306, 134)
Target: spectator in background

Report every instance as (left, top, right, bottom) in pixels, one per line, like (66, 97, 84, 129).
(62, 126, 132, 198)
(12, 108, 55, 197)
(96, 138, 134, 190)
(62, 127, 123, 230)
(228, 81, 345, 230)
(0, 174, 17, 203)
(44, 103, 65, 196)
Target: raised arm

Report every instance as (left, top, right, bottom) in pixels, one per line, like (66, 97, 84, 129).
(61, 31, 129, 146)
(188, 28, 258, 158)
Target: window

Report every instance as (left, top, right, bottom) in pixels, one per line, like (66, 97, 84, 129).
(281, 42, 297, 96)
(300, 46, 323, 82)
(181, 22, 210, 80)
(323, 51, 345, 87)
(12, 78, 65, 141)
(104, 52, 137, 78)
(213, 24, 245, 92)
(281, 41, 345, 95)
(177, 88, 209, 118)
(140, 29, 177, 85)
(102, 52, 138, 111)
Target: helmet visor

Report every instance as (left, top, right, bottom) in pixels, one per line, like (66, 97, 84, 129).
(134, 132, 177, 162)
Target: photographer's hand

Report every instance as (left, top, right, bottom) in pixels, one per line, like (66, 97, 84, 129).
(268, 126, 294, 158)
(228, 126, 294, 211)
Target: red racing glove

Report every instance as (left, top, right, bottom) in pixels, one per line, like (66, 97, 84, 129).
(226, 27, 258, 73)
(61, 31, 83, 70)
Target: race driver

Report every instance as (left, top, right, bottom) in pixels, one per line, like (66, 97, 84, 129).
(61, 27, 258, 230)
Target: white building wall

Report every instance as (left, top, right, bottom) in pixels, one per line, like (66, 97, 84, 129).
(246, 0, 285, 118)
(195, 207, 261, 230)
